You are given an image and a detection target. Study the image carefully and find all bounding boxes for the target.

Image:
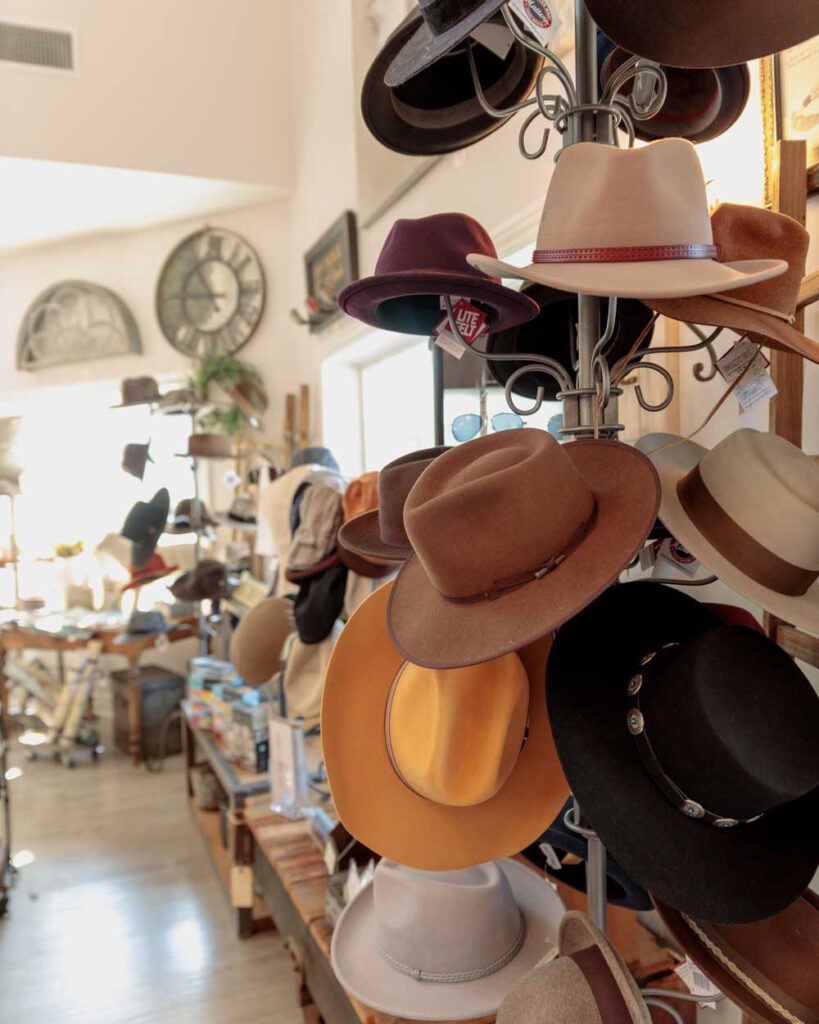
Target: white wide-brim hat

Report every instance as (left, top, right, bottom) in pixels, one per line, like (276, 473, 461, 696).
(468, 139, 786, 299)
(331, 859, 565, 1021)
(637, 430, 819, 634)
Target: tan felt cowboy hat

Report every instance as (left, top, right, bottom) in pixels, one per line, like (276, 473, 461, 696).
(387, 429, 659, 669)
(645, 203, 819, 365)
(338, 446, 449, 563)
(331, 858, 565, 1022)
(654, 891, 819, 1024)
(322, 581, 569, 871)
(467, 139, 786, 299)
(637, 429, 819, 637)
(230, 596, 294, 685)
(497, 912, 650, 1024)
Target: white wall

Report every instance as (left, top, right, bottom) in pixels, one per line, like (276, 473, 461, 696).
(0, 0, 290, 188)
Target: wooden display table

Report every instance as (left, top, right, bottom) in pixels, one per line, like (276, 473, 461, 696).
(0, 618, 197, 764)
(182, 704, 272, 938)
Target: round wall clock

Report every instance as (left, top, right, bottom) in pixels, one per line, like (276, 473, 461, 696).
(156, 227, 265, 357)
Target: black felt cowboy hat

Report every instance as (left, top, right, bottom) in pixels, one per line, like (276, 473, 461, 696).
(600, 44, 750, 145)
(522, 797, 651, 911)
(485, 285, 655, 401)
(337, 212, 538, 335)
(121, 488, 170, 568)
(363, 11, 543, 156)
(585, 0, 819, 68)
(547, 581, 819, 924)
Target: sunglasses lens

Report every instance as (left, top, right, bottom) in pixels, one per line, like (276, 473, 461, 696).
(451, 414, 482, 442)
(491, 412, 524, 432)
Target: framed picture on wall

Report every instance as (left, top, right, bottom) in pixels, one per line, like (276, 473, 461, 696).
(303, 211, 359, 334)
(761, 35, 819, 205)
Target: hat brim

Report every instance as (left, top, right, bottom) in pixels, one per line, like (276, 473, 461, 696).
(467, 253, 788, 300)
(384, 0, 508, 87)
(338, 268, 539, 335)
(387, 440, 659, 669)
(364, 15, 542, 156)
(121, 566, 177, 592)
(637, 432, 819, 635)
(331, 858, 565, 1021)
(560, 913, 652, 1024)
(338, 510, 411, 563)
(653, 892, 819, 1024)
(546, 581, 819, 922)
(321, 582, 569, 870)
(338, 545, 397, 579)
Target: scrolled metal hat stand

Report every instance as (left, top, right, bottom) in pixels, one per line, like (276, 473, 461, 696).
(429, 3, 729, 1016)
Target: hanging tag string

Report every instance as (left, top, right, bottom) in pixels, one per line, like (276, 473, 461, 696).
(710, 293, 797, 325)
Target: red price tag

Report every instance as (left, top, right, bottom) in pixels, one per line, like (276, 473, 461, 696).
(434, 299, 489, 346)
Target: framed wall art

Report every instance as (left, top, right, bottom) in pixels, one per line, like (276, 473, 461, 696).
(303, 211, 359, 334)
(761, 35, 819, 205)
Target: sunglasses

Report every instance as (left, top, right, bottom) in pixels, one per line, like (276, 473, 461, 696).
(451, 412, 524, 442)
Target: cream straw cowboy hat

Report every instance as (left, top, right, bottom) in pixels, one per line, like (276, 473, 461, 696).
(467, 139, 786, 300)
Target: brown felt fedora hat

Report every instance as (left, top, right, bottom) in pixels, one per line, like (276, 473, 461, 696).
(645, 203, 819, 365)
(497, 912, 650, 1024)
(586, 0, 819, 69)
(231, 596, 294, 685)
(363, 11, 543, 157)
(387, 430, 659, 669)
(637, 428, 819, 637)
(338, 446, 449, 563)
(176, 433, 232, 459)
(467, 140, 786, 299)
(321, 581, 569, 871)
(654, 892, 819, 1024)
(112, 376, 160, 408)
(338, 472, 395, 579)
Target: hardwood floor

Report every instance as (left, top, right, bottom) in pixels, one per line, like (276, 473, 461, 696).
(0, 726, 302, 1024)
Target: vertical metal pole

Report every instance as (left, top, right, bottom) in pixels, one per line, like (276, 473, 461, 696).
(432, 342, 445, 446)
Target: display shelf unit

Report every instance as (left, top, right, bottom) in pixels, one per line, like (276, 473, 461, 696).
(181, 702, 271, 938)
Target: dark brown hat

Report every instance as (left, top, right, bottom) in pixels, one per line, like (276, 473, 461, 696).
(337, 473, 396, 579)
(122, 442, 152, 481)
(176, 434, 233, 459)
(170, 559, 228, 602)
(387, 430, 659, 669)
(586, 0, 819, 68)
(165, 499, 216, 534)
(112, 376, 160, 408)
(363, 12, 543, 157)
(654, 891, 819, 1024)
(338, 447, 450, 563)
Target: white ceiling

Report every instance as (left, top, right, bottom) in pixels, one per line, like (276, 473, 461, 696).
(0, 157, 284, 255)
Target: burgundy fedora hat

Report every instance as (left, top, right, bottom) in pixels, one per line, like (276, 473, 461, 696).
(337, 213, 538, 336)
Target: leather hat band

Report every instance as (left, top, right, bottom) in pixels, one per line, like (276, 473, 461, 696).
(419, 0, 483, 35)
(568, 946, 632, 1024)
(676, 464, 818, 597)
(532, 243, 720, 264)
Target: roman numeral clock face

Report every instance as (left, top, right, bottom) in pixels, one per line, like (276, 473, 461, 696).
(156, 228, 265, 357)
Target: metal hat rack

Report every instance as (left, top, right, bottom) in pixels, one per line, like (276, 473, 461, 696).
(431, 2, 728, 1014)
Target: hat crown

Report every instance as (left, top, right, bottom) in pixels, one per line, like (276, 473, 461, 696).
(711, 203, 809, 317)
(379, 446, 449, 546)
(641, 626, 819, 819)
(405, 430, 595, 599)
(374, 860, 523, 978)
(374, 213, 498, 279)
(343, 473, 380, 521)
(388, 653, 529, 807)
(698, 428, 819, 572)
(536, 139, 713, 252)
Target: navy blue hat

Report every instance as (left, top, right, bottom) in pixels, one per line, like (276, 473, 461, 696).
(521, 797, 652, 910)
(292, 446, 340, 473)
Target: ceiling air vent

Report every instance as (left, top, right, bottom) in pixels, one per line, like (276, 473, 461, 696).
(0, 21, 75, 73)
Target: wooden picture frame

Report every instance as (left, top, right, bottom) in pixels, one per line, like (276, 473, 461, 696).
(303, 211, 359, 334)
(760, 37, 819, 207)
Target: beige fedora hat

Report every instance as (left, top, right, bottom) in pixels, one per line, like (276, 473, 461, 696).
(497, 912, 650, 1024)
(331, 858, 565, 1021)
(468, 139, 786, 299)
(230, 596, 294, 685)
(637, 429, 819, 634)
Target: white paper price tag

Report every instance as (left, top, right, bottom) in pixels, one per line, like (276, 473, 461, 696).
(716, 338, 777, 412)
(470, 22, 514, 59)
(675, 958, 722, 1010)
(539, 842, 564, 872)
(653, 537, 701, 578)
(508, 0, 563, 47)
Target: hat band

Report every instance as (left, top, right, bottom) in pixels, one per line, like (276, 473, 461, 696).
(419, 0, 484, 35)
(532, 244, 720, 264)
(568, 946, 632, 1024)
(375, 910, 525, 983)
(626, 649, 763, 829)
(681, 914, 818, 1024)
(677, 465, 818, 597)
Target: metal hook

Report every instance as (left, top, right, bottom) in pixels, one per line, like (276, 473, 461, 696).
(617, 359, 676, 412)
(643, 998, 685, 1024)
(500, 5, 577, 105)
(466, 41, 538, 120)
(519, 107, 552, 160)
(503, 360, 573, 417)
(603, 56, 668, 122)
